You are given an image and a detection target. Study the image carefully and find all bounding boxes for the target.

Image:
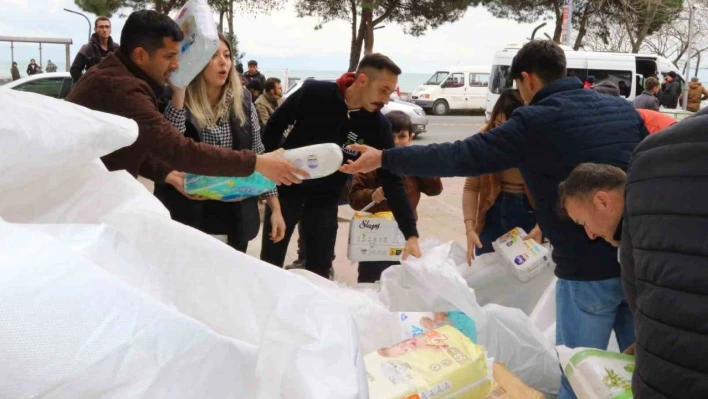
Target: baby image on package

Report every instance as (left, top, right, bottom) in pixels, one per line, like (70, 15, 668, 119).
(398, 311, 477, 345)
(365, 325, 491, 399)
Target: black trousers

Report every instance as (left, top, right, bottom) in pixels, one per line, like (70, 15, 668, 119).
(358, 261, 396, 283)
(260, 192, 339, 278)
(227, 234, 248, 253)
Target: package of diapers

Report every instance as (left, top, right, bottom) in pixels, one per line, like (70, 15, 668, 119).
(170, 0, 220, 88)
(492, 227, 552, 282)
(557, 346, 635, 399)
(283, 143, 343, 180)
(397, 311, 477, 344)
(365, 325, 492, 399)
(348, 211, 405, 262)
(184, 172, 275, 201)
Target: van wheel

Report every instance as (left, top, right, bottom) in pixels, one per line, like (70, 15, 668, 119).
(432, 100, 449, 116)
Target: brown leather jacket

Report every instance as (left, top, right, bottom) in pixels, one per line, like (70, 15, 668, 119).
(462, 172, 535, 235)
(349, 171, 442, 219)
(65, 51, 256, 182)
(686, 81, 708, 112)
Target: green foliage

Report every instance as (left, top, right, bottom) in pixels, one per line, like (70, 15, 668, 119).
(73, 0, 126, 17)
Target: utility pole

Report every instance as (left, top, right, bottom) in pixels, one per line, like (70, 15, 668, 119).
(566, 0, 573, 47)
(64, 8, 91, 43)
(683, 3, 695, 111)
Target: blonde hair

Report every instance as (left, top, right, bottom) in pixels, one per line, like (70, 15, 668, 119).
(184, 33, 246, 129)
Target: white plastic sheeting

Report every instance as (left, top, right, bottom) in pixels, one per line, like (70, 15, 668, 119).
(0, 90, 367, 399)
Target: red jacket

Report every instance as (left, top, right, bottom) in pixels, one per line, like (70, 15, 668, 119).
(637, 109, 677, 134)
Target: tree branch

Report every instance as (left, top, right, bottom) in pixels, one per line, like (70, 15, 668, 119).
(373, 0, 398, 26)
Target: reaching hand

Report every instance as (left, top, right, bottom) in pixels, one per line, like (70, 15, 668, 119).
(465, 229, 483, 265)
(339, 144, 383, 174)
(402, 236, 422, 261)
(371, 187, 385, 203)
(165, 171, 208, 201)
(256, 148, 309, 186)
(522, 224, 543, 244)
(269, 210, 286, 243)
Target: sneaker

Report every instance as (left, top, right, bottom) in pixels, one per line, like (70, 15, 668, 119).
(284, 259, 305, 270)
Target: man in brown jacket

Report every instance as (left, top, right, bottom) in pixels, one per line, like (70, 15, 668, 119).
(349, 111, 442, 283)
(254, 77, 283, 127)
(66, 10, 305, 190)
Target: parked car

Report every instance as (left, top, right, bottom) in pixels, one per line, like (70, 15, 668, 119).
(283, 77, 429, 135)
(1, 72, 73, 99)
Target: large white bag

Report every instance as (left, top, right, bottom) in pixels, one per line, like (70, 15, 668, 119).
(0, 91, 368, 398)
(0, 221, 260, 399)
(170, 0, 220, 88)
(293, 240, 562, 395)
(0, 90, 137, 188)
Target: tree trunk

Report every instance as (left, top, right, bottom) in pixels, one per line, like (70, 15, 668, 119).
(631, 3, 660, 53)
(363, 9, 374, 55)
(573, 3, 593, 50)
(696, 52, 701, 77)
(348, 0, 366, 72)
(219, 8, 225, 33)
(552, 0, 563, 43)
(228, 1, 234, 37)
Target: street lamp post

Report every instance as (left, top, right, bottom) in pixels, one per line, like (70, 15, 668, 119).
(64, 8, 91, 43)
(682, 3, 695, 111)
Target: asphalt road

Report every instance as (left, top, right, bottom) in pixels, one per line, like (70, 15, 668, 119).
(414, 115, 486, 145)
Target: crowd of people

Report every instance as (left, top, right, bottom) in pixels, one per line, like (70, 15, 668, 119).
(53, 9, 705, 399)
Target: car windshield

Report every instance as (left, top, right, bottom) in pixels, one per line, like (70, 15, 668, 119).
(489, 65, 513, 94)
(425, 71, 449, 85)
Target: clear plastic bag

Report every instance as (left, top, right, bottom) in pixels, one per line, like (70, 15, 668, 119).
(169, 0, 220, 88)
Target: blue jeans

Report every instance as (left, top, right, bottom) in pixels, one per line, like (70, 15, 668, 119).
(556, 278, 635, 399)
(476, 192, 537, 256)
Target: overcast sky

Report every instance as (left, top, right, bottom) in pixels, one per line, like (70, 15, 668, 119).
(0, 0, 555, 73)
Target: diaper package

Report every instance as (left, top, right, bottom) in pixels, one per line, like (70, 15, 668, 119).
(170, 0, 220, 88)
(184, 172, 275, 201)
(557, 346, 635, 399)
(348, 211, 405, 262)
(485, 363, 545, 399)
(283, 143, 343, 180)
(365, 325, 492, 399)
(397, 311, 477, 344)
(492, 228, 553, 282)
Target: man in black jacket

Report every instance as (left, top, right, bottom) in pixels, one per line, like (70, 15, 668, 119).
(620, 115, 708, 398)
(244, 60, 266, 87)
(658, 71, 682, 109)
(342, 41, 646, 399)
(260, 53, 420, 279)
(70, 16, 119, 83)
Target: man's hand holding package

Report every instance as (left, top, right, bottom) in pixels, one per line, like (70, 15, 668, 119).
(522, 224, 543, 244)
(403, 236, 421, 260)
(339, 144, 382, 174)
(165, 171, 209, 200)
(256, 148, 309, 186)
(371, 187, 385, 203)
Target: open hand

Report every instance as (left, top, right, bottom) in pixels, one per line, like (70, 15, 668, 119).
(256, 148, 309, 186)
(522, 224, 543, 244)
(465, 229, 483, 265)
(339, 144, 383, 174)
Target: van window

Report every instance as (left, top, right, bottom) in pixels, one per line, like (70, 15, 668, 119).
(567, 68, 587, 81)
(587, 69, 633, 98)
(470, 73, 490, 87)
(425, 71, 449, 85)
(490, 65, 512, 94)
(443, 73, 465, 88)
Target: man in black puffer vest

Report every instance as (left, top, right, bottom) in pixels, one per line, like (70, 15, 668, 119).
(70, 16, 119, 83)
(621, 114, 708, 398)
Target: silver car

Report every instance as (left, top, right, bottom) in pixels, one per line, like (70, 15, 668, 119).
(283, 77, 429, 135)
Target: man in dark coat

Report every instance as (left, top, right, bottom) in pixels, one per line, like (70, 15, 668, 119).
(658, 71, 682, 109)
(341, 40, 648, 399)
(70, 16, 119, 82)
(620, 114, 708, 398)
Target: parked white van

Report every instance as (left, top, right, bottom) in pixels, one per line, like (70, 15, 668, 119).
(411, 65, 491, 115)
(485, 43, 682, 121)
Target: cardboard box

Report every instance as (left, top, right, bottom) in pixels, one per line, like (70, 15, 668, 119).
(365, 325, 492, 399)
(485, 363, 545, 399)
(348, 211, 405, 262)
(492, 227, 553, 282)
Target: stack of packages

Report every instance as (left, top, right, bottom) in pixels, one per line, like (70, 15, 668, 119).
(0, 89, 366, 397)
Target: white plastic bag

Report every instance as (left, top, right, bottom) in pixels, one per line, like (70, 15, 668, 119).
(0, 221, 260, 399)
(0, 90, 137, 188)
(557, 346, 635, 399)
(170, 0, 220, 88)
(292, 240, 562, 395)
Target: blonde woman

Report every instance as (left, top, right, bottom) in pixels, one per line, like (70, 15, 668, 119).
(156, 33, 285, 252)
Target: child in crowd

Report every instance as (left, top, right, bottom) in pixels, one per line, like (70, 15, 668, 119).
(349, 110, 443, 283)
